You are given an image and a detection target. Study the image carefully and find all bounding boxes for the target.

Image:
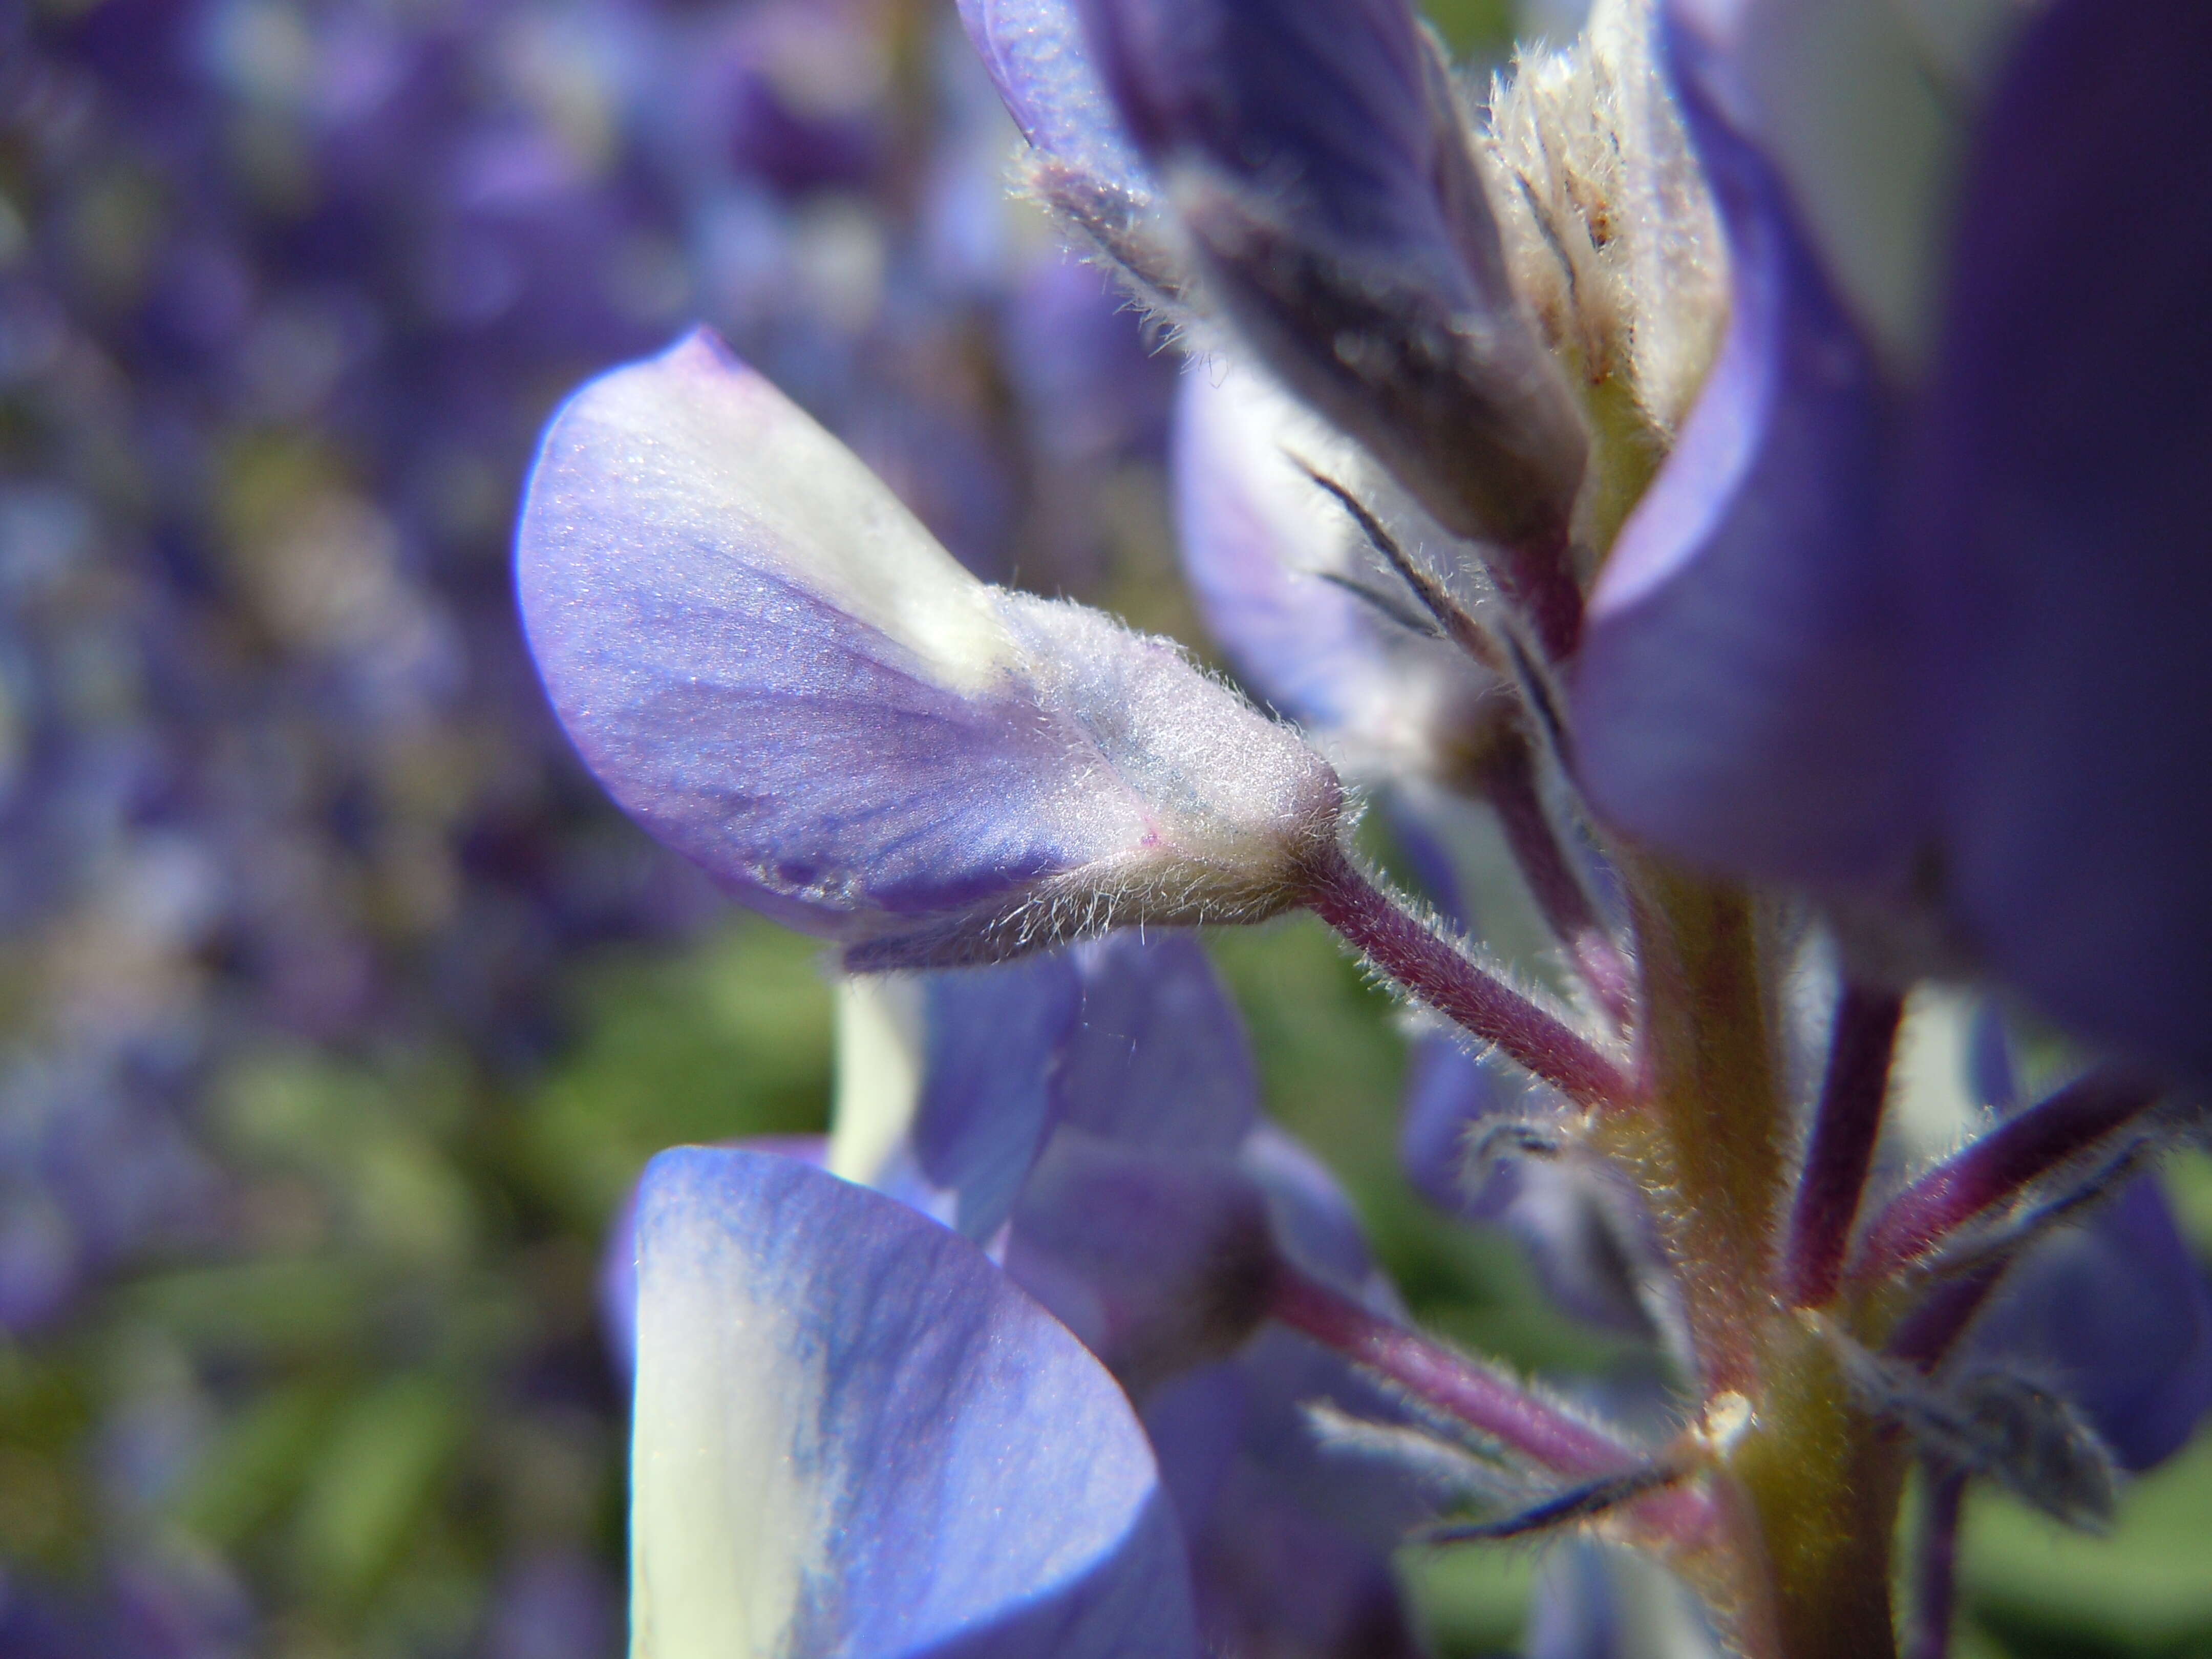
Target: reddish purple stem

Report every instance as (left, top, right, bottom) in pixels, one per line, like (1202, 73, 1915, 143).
(1885, 1260, 2008, 1372)
(1851, 1070, 2161, 1285)
(1269, 1264, 1629, 1477)
(1781, 985, 1906, 1307)
(1495, 521, 1584, 665)
(1298, 843, 1636, 1113)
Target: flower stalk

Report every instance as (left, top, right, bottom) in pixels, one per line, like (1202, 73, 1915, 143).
(1295, 841, 1637, 1113)
(1268, 1261, 1631, 1478)
(1852, 1070, 2163, 1283)
(1784, 985, 1907, 1308)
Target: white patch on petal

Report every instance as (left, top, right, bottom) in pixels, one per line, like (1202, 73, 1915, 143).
(828, 974, 924, 1185)
(580, 330, 1017, 695)
(629, 1186, 837, 1659)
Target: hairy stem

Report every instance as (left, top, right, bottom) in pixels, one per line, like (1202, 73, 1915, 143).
(1728, 1329, 1909, 1659)
(1851, 1070, 2162, 1282)
(1783, 985, 1906, 1307)
(1602, 860, 1783, 1395)
(1268, 1264, 1628, 1476)
(1297, 841, 1636, 1112)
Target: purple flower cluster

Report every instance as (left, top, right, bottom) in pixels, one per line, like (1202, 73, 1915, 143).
(527, 0, 2212, 1653)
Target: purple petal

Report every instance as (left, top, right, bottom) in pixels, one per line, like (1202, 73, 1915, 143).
(917, 955, 1087, 1241)
(957, 0, 1154, 199)
(1081, 0, 1450, 257)
(1005, 1133, 1278, 1393)
(907, 933, 1251, 1240)
(1143, 1333, 1432, 1658)
(1572, 52, 1915, 889)
(1961, 1173, 2212, 1473)
(1183, 1461, 1424, 1659)
(518, 330, 1342, 969)
(1172, 367, 1393, 735)
(1903, 0, 2212, 1077)
(1056, 931, 1258, 1151)
(1171, 361, 1498, 778)
(1239, 1120, 1378, 1292)
(896, 932, 1387, 1407)
(630, 1145, 1200, 1657)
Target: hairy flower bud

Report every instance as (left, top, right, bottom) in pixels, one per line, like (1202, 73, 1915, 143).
(1080, 0, 1588, 552)
(518, 328, 1342, 969)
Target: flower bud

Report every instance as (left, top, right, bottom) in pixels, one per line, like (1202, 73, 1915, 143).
(1081, 0, 1588, 549)
(518, 328, 1342, 969)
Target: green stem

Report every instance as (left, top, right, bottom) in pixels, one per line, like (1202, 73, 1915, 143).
(1598, 856, 1905, 1657)
(1730, 1328, 1908, 1659)
(1603, 860, 1783, 1395)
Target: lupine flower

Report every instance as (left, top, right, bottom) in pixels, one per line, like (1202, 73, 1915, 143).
(533, 0, 2212, 1654)
(518, 327, 1345, 969)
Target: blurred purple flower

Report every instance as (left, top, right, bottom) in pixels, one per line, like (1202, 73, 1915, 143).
(481, 1549, 621, 1659)
(599, 933, 1444, 1653)
(1961, 1174, 2212, 1475)
(1401, 1037, 1659, 1339)
(1572, 0, 2212, 1081)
